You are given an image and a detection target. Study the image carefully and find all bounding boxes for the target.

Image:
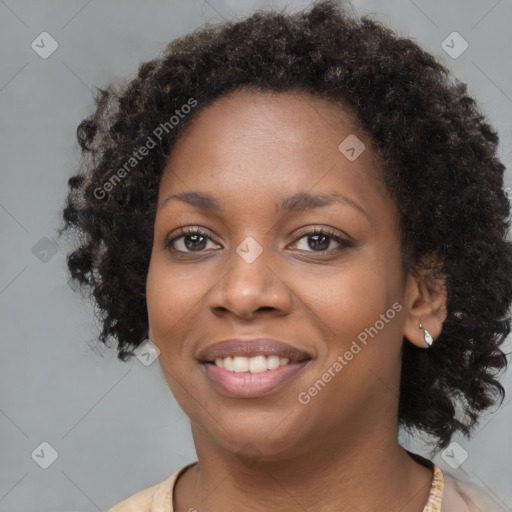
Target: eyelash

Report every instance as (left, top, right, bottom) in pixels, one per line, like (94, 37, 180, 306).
(164, 226, 353, 256)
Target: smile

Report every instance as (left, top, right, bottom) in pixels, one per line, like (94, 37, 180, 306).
(202, 359, 310, 398)
(213, 355, 292, 373)
(197, 337, 312, 398)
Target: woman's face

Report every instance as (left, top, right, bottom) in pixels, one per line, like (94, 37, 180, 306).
(146, 90, 411, 460)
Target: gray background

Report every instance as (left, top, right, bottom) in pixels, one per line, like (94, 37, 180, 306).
(1, 0, 511, 510)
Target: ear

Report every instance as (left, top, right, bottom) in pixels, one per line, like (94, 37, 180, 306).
(403, 257, 448, 348)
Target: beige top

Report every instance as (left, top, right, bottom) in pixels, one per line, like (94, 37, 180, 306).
(107, 460, 508, 511)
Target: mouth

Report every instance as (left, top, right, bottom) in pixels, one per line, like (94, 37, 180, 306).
(197, 338, 312, 398)
(207, 354, 304, 372)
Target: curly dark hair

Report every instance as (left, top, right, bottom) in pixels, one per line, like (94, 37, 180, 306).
(58, 0, 512, 451)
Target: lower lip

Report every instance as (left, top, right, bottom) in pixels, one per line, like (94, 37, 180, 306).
(202, 361, 310, 398)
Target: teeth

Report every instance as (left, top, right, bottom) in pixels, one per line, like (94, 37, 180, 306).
(213, 355, 290, 373)
(267, 355, 280, 370)
(233, 356, 249, 373)
(249, 355, 267, 373)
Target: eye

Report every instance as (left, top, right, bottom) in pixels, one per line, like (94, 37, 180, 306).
(165, 227, 220, 254)
(290, 227, 352, 254)
(165, 226, 353, 256)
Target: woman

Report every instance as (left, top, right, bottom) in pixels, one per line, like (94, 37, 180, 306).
(59, 1, 512, 510)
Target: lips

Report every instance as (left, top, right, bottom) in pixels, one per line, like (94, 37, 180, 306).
(197, 338, 312, 363)
(197, 337, 312, 398)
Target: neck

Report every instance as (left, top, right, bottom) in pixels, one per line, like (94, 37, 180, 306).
(174, 425, 434, 512)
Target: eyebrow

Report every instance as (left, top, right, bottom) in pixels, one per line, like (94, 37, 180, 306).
(159, 190, 370, 221)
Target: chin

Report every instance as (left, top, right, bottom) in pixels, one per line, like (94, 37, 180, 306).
(196, 406, 310, 460)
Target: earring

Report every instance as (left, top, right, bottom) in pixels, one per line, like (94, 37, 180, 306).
(419, 322, 433, 347)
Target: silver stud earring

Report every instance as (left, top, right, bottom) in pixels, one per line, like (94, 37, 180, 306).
(419, 322, 433, 347)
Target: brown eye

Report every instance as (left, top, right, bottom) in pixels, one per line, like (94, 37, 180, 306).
(291, 228, 352, 254)
(165, 228, 219, 253)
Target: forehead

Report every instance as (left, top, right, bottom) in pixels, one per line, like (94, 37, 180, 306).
(158, 89, 388, 215)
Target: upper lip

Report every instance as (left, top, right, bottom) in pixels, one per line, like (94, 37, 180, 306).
(197, 337, 312, 363)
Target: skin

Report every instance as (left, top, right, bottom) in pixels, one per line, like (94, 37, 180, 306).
(146, 89, 447, 512)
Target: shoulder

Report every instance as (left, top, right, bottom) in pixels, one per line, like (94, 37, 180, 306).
(442, 471, 508, 512)
(106, 463, 198, 512)
(106, 475, 174, 512)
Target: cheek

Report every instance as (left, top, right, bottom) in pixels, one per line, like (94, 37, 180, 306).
(290, 250, 405, 400)
(145, 256, 208, 418)
(292, 261, 404, 420)
(299, 256, 401, 338)
(145, 254, 207, 353)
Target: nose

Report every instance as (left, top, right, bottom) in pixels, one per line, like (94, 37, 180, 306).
(207, 241, 293, 320)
